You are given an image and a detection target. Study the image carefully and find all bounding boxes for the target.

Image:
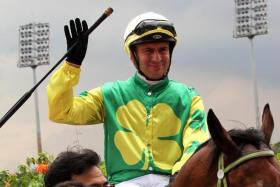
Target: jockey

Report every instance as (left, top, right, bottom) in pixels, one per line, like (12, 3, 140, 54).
(47, 12, 210, 187)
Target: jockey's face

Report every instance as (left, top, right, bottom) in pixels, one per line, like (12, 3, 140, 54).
(133, 42, 170, 80)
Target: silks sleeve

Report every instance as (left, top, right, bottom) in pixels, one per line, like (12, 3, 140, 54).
(172, 94, 210, 174)
(47, 62, 104, 125)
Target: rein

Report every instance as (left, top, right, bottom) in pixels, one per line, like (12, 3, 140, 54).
(216, 150, 275, 187)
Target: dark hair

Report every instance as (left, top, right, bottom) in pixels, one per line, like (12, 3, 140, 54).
(44, 149, 101, 187)
(54, 181, 85, 187)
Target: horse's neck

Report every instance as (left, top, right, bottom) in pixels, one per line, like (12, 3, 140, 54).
(191, 145, 218, 175)
(175, 145, 218, 187)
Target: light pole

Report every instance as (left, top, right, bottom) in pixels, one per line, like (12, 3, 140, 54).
(18, 23, 50, 153)
(233, 0, 268, 129)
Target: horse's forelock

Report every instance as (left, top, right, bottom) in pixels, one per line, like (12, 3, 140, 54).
(228, 128, 269, 149)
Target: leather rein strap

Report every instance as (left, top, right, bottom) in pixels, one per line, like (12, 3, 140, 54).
(217, 150, 275, 187)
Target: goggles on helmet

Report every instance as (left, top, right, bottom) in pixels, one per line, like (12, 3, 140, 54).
(124, 20, 177, 55)
(126, 20, 177, 40)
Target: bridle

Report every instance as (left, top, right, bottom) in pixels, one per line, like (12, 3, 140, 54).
(216, 150, 275, 187)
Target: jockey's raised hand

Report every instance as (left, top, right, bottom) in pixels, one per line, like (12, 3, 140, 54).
(64, 18, 88, 66)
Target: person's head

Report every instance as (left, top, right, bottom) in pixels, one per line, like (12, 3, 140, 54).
(44, 148, 107, 187)
(124, 12, 177, 81)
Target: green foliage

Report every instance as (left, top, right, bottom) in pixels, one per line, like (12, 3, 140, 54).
(273, 142, 280, 153)
(272, 141, 280, 163)
(0, 152, 53, 187)
(99, 161, 107, 177)
(276, 153, 280, 164)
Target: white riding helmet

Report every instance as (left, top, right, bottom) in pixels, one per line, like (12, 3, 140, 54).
(124, 12, 178, 56)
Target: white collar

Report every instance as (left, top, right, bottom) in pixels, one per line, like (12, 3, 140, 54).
(136, 72, 162, 85)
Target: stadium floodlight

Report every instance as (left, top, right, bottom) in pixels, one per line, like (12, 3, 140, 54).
(234, 0, 268, 38)
(233, 0, 268, 129)
(18, 22, 50, 153)
(18, 23, 50, 68)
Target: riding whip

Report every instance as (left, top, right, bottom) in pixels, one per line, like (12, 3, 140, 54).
(0, 7, 114, 127)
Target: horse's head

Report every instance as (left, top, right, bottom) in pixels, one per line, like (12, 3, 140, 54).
(172, 104, 280, 187)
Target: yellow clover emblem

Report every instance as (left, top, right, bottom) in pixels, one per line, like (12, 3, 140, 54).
(114, 99, 181, 170)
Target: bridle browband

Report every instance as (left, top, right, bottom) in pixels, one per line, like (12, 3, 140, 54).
(217, 150, 275, 187)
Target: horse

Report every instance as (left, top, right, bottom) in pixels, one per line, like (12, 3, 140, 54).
(172, 104, 280, 187)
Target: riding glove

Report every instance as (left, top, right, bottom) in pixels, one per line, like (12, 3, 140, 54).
(64, 18, 88, 66)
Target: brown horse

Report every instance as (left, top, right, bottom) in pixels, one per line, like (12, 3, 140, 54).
(172, 104, 280, 187)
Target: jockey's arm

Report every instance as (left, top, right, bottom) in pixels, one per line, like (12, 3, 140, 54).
(171, 95, 210, 174)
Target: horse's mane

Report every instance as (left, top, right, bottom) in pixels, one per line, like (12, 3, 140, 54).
(228, 128, 270, 149)
(195, 127, 270, 154)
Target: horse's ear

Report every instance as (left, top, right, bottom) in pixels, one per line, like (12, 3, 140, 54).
(261, 103, 274, 144)
(207, 109, 240, 157)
